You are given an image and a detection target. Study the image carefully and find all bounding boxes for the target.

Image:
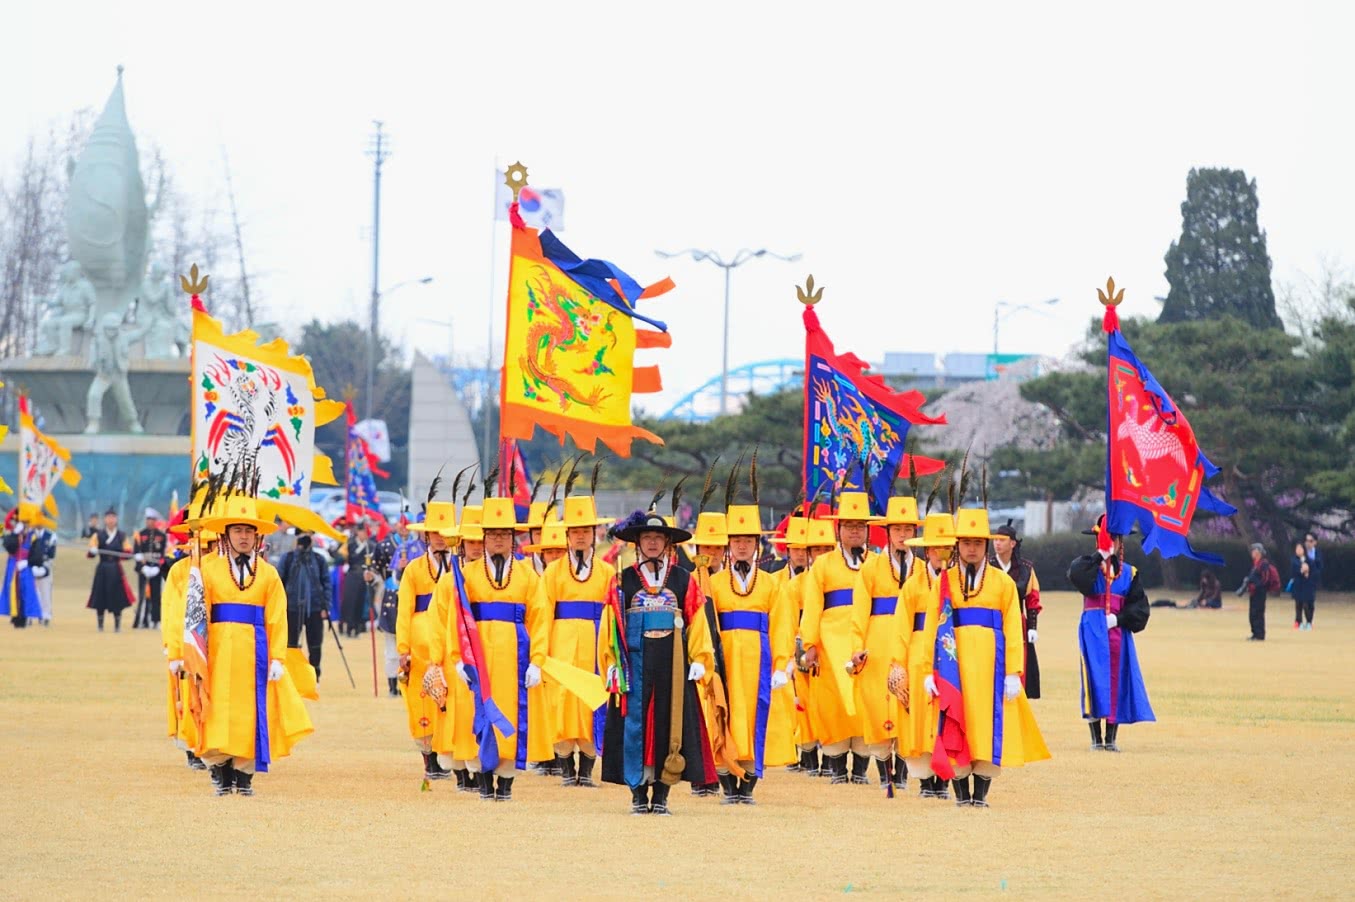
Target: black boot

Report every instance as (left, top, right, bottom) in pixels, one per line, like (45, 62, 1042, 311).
(478, 773, 495, 800)
(893, 756, 908, 787)
(933, 775, 951, 800)
(850, 753, 871, 785)
(799, 748, 816, 775)
(631, 785, 650, 815)
(454, 769, 468, 791)
(738, 775, 759, 805)
(540, 756, 561, 776)
(423, 752, 450, 780)
(952, 775, 972, 806)
(718, 773, 740, 805)
(495, 775, 514, 801)
(827, 753, 849, 785)
(388, 677, 400, 697)
(577, 754, 597, 788)
(971, 774, 992, 808)
(559, 753, 578, 786)
(1088, 719, 1104, 750)
(1104, 722, 1120, 752)
(460, 770, 479, 793)
(185, 750, 199, 769)
(234, 770, 254, 796)
(650, 781, 672, 815)
(210, 763, 232, 795)
(875, 758, 889, 784)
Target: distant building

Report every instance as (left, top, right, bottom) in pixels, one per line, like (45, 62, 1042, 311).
(878, 352, 1045, 389)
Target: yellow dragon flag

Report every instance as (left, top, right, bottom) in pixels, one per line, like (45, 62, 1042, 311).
(500, 224, 674, 456)
(187, 284, 345, 540)
(17, 395, 79, 527)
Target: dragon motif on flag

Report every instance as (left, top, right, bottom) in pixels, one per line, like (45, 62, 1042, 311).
(519, 265, 618, 412)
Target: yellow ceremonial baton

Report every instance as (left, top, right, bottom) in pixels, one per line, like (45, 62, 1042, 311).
(539, 656, 609, 711)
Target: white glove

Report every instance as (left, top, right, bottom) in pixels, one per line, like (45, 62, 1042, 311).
(524, 663, 542, 689)
(771, 670, 789, 690)
(16, 560, 28, 571)
(1105, 612, 1118, 630)
(134, 553, 145, 563)
(455, 661, 471, 685)
(168, 659, 184, 674)
(145, 566, 160, 578)
(1004, 675, 1021, 701)
(687, 662, 706, 682)
(31, 566, 48, 579)
(268, 660, 285, 682)
(1027, 628, 1038, 643)
(924, 674, 939, 698)
(785, 661, 796, 679)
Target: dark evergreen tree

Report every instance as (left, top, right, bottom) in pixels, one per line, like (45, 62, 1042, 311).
(1159, 168, 1280, 329)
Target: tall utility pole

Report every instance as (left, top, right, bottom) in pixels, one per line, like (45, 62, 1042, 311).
(655, 247, 800, 415)
(365, 122, 390, 420)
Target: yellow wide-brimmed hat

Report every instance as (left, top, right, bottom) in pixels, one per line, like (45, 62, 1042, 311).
(516, 500, 555, 533)
(169, 498, 222, 542)
(692, 511, 728, 547)
(905, 512, 958, 548)
(873, 496, 923, 526)
(523, 522, 567, 554)
(561, 496, 612, 529)
(806, 519, 836, 548)
(725, 504, 771, 537)
(480, 498, 519, 531)
(773, 516, 810, 548)
(449, 505, 482, 541)
(198, 495, 278, 536)
(953, 507, 999, 541)
(409, 501, 457, 536)
(826, 491, 873, 521)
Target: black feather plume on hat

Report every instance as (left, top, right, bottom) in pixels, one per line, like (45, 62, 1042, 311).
(725, 449, 747, 510)
(670, 473, 689, 518)
(698, 455, 721, 513)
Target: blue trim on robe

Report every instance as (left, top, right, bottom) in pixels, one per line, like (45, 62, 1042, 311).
(210, 602, 271, 773)
(718, 610, 772, 777)
(952, 606, 1005, 766)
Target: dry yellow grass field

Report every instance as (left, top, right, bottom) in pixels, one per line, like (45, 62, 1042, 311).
(2, 556, 1353, 899)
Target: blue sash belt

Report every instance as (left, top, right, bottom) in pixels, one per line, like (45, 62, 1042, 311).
(555, 600, 604, 621)
(717, 610, 771, 776)
(414, 592, 432, 613)
(912, 612, 926, 632)
(870, 596, 897, 617)
(211, 602, 271, 773)
(823, 588, 854, 610)
(952, 606, 1005, 765)
(469, 600, 529, 768)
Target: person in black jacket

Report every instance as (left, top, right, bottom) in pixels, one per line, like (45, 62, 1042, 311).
(132, 508, 168, 629)
(1289, 535, 1321, 631)
(279, 531, 330, 679)
(1067, 515, 1154, 752)
(1238, 543, 1280, 641)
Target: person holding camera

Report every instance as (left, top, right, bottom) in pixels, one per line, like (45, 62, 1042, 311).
(279, 530, 330, 679)
(1238, 543, 1280, 641)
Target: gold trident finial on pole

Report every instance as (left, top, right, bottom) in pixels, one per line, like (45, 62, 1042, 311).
(503, 162, 529, 202)
(179, 263, 209, 296)
(1097, 276, 1125, 308)
(796, 274, 824, 306)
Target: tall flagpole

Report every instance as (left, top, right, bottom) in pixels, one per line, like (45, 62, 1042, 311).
(483, 158, 500, 471)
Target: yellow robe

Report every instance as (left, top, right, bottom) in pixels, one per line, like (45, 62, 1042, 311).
(395, 552, 445, 744)
(534, 554, 616, 754)
(780, 568, 817, 749)
(433, 556, 547, 768)
(897, 564, 944, 758)
(200, 555, 313, 764)
(919, 563, 1050, 768)
(858, 551, 917, 746)
(427, 569, 476, 762)
(799, 550, 870, 746)
(709, 565, 796, 769)
(161, 557, 196, 749)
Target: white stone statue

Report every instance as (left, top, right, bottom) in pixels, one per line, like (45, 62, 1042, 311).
(128, 261, 185, 358)
(84, 312, 143, 433)
(34, 261, 97, 356)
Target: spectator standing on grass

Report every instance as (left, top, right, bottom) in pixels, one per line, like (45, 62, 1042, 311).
(1240, 543, 1281, 642)
(1289, 537, 1320, 631)
(279, 530, 329, 680)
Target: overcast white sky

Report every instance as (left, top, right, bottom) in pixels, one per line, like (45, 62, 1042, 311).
(7, 1, 1352, 415)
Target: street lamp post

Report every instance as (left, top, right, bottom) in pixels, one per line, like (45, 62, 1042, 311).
(655, 247, 801, 415)
(993, 297, 1060, 357)
(364, 276, 433, 419)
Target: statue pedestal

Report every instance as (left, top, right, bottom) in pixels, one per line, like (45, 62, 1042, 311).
(0, 355, 190, 434)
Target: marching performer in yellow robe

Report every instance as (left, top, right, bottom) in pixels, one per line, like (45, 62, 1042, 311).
(919, 508, 1050, 807)
(429, 497, 547, 801)
(858, 495, 924, 788)
(534, 495, 615, 788)
(708, 504, 795, 804)
(190, 496, 313, 796)
(767, 515, 808, 774)
(900, 511, 957, 799)
(161, 517, 219, 772)
(799, 491, 872, 785)
(395, 500, 457, 783)
(686, 509, 728, 798)
(783, 517, 837, 776)
(426, 507, 479, 790)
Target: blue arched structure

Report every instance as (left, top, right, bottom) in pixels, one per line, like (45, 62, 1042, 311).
(660, 359, 802, 422)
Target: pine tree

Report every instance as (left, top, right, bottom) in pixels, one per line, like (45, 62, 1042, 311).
(1159, 168, 1280, 329)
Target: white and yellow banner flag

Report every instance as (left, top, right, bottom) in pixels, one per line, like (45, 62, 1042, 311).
(18, 395, 80, 526)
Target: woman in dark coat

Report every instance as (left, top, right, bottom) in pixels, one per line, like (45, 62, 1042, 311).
(86, 508, 134, 631)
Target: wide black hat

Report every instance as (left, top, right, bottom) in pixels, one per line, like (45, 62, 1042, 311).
(611, 509, 692, 545)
